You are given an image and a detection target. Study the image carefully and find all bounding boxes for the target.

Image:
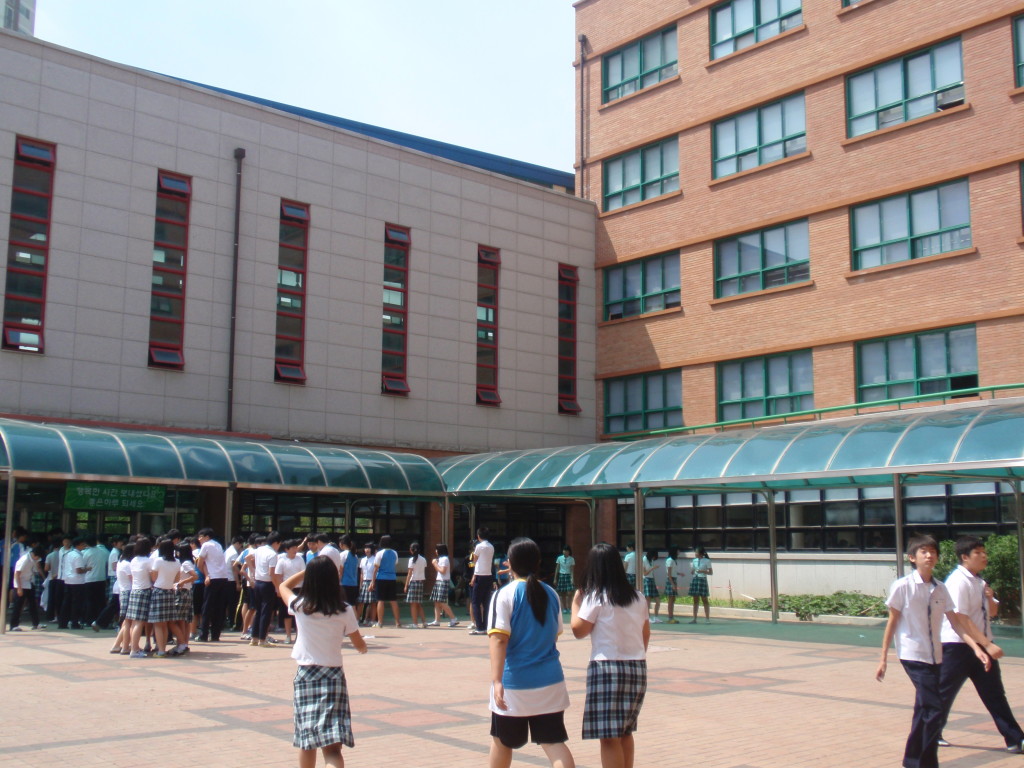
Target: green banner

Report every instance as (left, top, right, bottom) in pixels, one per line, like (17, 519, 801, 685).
(64, 482, 166, 513)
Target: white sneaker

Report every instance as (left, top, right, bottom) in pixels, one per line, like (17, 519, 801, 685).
(448, 620, 460, 627)
(425, 620, 440, 627)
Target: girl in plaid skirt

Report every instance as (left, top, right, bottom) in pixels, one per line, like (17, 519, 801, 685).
(149, 539, 182, 658)
(663, 551, 679, 624)
(642, 551, 661, 623)
(554, 546, 575, 613)
(404, 542, 427, 629)
(689, 546, 713, 624)
(427, 543, 459, 627)
(170, 543, 198, 656)
(571, 542, 650, 768)
(281, 556, 367, 768)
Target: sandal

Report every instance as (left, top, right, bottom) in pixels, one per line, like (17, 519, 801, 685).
(109, 647, 122, 654)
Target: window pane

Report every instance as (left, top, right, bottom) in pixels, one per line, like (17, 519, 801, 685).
(742, 359, 764, 397)
(887, 337, 915, 381)
(624, 153, 641, 187)
(761, 103, 783, 144)
(906, 53, 933, 99)
(736, 111, 758, 152)
(763, 227, 786, 267)
(876, 61, 903, 106)
(786, 221, 809, 261)
(860, 342, 886, 384)
(948, 327, 977, 373)
(665, 372, 682, 408)
(791, 351, 812, 391)
(734, 0, 755, 32)
(721, 363, 742, 401)
(625, 377, 643, 411)
(716, 120, 736, 157)
(624, 262, 642, 297)
(917, 332, 947, 378)
(783, 95, 805, 135)
(933, 40, 962, 87)
(661, 140, 678, 176)
(767, 356, 790, 395)
(854, 205, 880, 247)
(910, 189, 940, 235)
(939, 182, 970, 229)
(647, 375, 664, 410)
(718, 241, 739, 276)
(849, 72, 876, 115)
(739, 234, 760, 272)
(880, 197, 908, 241)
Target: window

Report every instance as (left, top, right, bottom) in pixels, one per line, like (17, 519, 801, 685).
(718, 350, 813, 420)
(715, 220, 809, 297)
(856, 325, 977, 402)
(275, 201, 309, 383)
(476, 246, 501, 406)
(711, 0, 802, 60)
(1016, 16, 1024, 87)
(381, 224, 410, 395)
(149, 171, 190, 369)
(3, 137, 54, 353)
(851, 179, 970, 269)
(557, 264, 581, 414)
(603, 138, 679, 211)
(847, 38, 963, 138)
(604, 369, 682, 434)
(713, 94, 806, 178)
(603, 27, 678, 103)
(604, 251, 680, 320)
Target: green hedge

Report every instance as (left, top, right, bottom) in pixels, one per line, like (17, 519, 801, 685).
(748, 591, 887, 621)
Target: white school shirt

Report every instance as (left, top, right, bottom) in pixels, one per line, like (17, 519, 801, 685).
(84, 545, 108, 583)
(473, 540, 495, 576)
(63, 550, 87, 585)
(664, 557, 677, 584)
(44, 548, 62, 580)
(129, 555, 154, 590)
(359, 555, 376, 582)
(407, 555, 427, 581)
(886, 570, 950, 664)
(319, 544, 343, 573)
(940, 564, 993, 645)
(253, 545, 278, 582)
(115, 560, 133, 595)
(223, 544, 239, 567)
(275, 553, 306, 583)
(198, 539, 232, 579)
(623, 551, 636, 576)
(14, 553, 38, 589)
(151, 558, 181, 590)
(106, 548, 120, 579)
(434, 555, 451, 582)
(577, 590, 649, 661)
(288, 598, 360, 667)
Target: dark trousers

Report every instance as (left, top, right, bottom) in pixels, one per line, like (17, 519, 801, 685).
(59, 583, 86, 628)
(46, 579, 64, 621)
(94, 593, 121, 629)
(84, 581, 106, 623)
(253, 580, 276, 640)
(10, 586, 39, 628)
(939, 642, 1024, 746)
(200, 578, 231, 640)
(901, 660, 943, 768)
(471, 575, 494, 631)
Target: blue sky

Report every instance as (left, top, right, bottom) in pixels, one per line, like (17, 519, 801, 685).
(35, 0, 577, 172)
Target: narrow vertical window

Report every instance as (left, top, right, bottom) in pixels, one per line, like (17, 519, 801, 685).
(3, 137, 55, 353)
(149, 172, 191, 368)
(557, 264, 581, 414)
(1015, 16, 1024, 87)
(381, 224, 410, 394)
(476, 246, 501, 405)
(275, 201, 309, 383)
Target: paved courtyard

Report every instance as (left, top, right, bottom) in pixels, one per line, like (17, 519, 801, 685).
(3, 616, 1024, 767)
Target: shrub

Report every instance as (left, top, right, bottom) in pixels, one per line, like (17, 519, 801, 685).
(748, 591, 887, 621)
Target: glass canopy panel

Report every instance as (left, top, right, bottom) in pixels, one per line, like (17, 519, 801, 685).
(828, 416, 921, 470)
(773, 425, 848, 474)
(165, 437, 235, 481)
(0, 423, 73, 473)
(723, 427, 803, 477)
(351, 452, 411, 490)
(60, 428, 131, 476)
(632, 435, 707, 483)
(437, 454, 494, 492)
(382, 452, 445, 493)
(310, 449, 371, 489)
(118, 434, 186, 479)
(265, 444, 327, 487)
(954, 404, 1024, 463)
(517, 448, 593, 491)
(888, 409, 980, 467)
(486, 451, 556, 490)
(219, 442, 283, 484)
(594, 440, 669, 485)
(677, 434, 753, 479)
(444, 451, 531, 491)
(557, 444, 633, 487)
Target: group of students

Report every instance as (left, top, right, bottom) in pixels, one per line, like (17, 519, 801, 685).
(616, 543, 714, 624)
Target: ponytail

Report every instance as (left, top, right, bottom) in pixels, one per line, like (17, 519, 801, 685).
(410, 541, 421, 564)
(525, 572, 547, 625)
(508, 537, 547, 625)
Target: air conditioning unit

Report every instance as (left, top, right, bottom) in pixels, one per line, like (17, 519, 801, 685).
(936, 85, 965, 110)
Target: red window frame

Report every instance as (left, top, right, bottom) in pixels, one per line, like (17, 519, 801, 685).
(557, 264, 581, 414)
(2, 137, 56, 353)
(381, 224, 410, 395)
(476, 246, 501, 406)
(149, 170, 191, 369)
(275, 200, 309, 383)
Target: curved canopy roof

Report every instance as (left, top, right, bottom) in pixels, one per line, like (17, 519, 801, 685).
(0, 419, 445, 497)
(438, 400, 1024, 498)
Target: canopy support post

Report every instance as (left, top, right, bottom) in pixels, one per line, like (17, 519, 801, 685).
(224, 483, 236, 540)
(468, 503, 476, 556)
(631, 484, 644, 591)
(755, 490, 780, 624)
(441, 497, 452, 553)
(893, 474, 905, 579)
(344, 500, 353, 536)
(586, 498, 596, 549)
(0, 474, 14, 636)
(1013, 480, 1024, 640)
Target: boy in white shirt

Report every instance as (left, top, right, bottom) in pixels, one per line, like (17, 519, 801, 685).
(469, 527, 495, 635)
(273, 539, 306, 644)
(10, 546, 45, 630)
(877, 534, 1003, 768)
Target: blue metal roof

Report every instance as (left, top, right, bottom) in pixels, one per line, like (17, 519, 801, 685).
(180, 79, 576, 192)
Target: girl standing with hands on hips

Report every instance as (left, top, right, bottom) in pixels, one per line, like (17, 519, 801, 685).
(487, 537, 574, 768)
(689, 546, 712, 623)
(281, 556, 367, 768)
(427, 543, 459, 627)
(555, 546, 575, 613)
(571, 543, 650, 768)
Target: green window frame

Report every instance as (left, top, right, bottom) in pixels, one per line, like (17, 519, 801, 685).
(603, 251, 680, 320)
(718, 349, 813, 421)
(711, 0, 802, 60)
(603, 138, 679, 211)
(846, 38, 964, 138)
(715, 219, 809, 297)
(604, 369, 683, 435)
(1015, 16, 1024, 87)
(713, 94, 805, 178)
(856, 325, 978, 403)
(603, 27, 678, 103)
(851, 178, 970, 270)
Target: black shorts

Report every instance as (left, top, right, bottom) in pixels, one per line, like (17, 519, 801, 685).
(376, 580, 398, 601)
(490, 711, 568, 749)
(242, 585, 255, 608)
(343, 585, 359, 605)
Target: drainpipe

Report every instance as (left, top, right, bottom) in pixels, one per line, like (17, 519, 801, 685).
(0, 474, 15, 635)
(631, 483, 644, 591)
(226, 147, 246, 432)
(577, 34, 587, 198)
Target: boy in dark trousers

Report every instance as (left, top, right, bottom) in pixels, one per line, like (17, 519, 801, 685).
(876, 534, 1003, 768)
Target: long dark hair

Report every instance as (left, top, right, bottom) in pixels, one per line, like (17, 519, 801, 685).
(435, 543, 449, 558)
(176, 543, 194, 563)
(579, 543, 641, 607)
(298, 556, 348, 616)
(507, 537, 548, 625)
(157, 539, 175, 561)
(410, 541, 421, 564)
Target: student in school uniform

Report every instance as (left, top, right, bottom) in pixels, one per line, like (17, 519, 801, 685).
(469, 527, 495, 636)
(44, 535, 71, 623)
(404, 542, 428, 629)
(371, 535, 401, 629)
(317, 534, 343, 575)
(273, 538, 306, 644)
(663, 550, 679, 624)
(876, 534, 1004, 768)
(169, 543, 197, 656)
(935, 535, 1024, 754)
(109, 543, 135, 654)
(59, 537, 91, 630)
(195, 528, 234, 643)
(9, 545, 45, 630)
(427, 543, 459, 627)
(555, 546, 575, 613)
(249, 532, 281, 647)
(126, 537, 155, 658)
(338, 535, 361, 607)
(357, 543, 378, 626)
(148, 539, 181, 658)
(641, 551, 660, 623)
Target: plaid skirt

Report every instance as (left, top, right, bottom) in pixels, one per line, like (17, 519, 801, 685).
(118, 592, 130, 621)
(406, 580, 424, 603)
(293, 665, 354, 750)
(556, 572, 574, 593)
(688, 574, 709, 597)
(125, 588, 153, 622)
(663, 580, 677, 598)
(148, 587, 177, 623)
(582, 659, 647, 740)
(174, 587, 193, 622)
(642, 577, 659, 599)
(357, 581, 376, 604)
(429, 579, 450, 603)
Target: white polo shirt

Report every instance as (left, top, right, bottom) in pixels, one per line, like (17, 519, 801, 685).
(274, 553, 306, 583)
(253, 545, 279, 583)
(886, 569, 950, 664)
(319, 544, 343, 573)
(940, 564, 992, 645)
(473, 540, 494, 576)
(199, 539, 232, 579)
